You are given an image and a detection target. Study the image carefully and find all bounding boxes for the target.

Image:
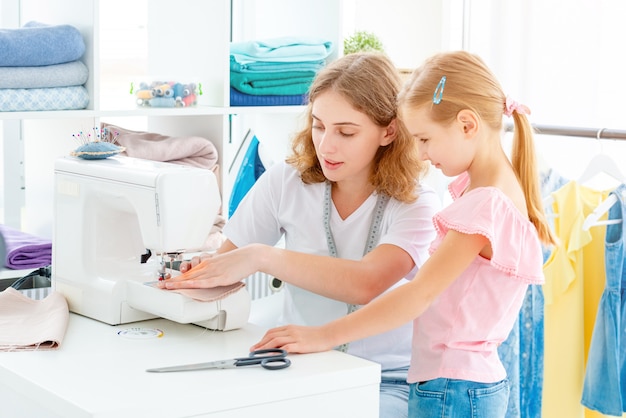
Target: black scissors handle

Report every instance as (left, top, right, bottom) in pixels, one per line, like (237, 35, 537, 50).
(235, 348, 291, 370)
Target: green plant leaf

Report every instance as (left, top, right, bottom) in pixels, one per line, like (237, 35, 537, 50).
(343, 31, 384, 55)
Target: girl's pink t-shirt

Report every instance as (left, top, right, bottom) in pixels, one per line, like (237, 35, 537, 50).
(408, 172, 544, 384)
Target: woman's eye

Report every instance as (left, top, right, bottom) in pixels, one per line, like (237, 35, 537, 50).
(312, 124, 324, 131)
(339, 131, 355, 137)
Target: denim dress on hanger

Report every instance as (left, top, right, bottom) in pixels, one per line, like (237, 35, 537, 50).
(581, 183, 626, 416)
(498, 168, 568, 418)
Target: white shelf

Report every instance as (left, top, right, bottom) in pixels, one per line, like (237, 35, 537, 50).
(0, 0, 341, 234)
(0, 268, 32, 280)
(0, 106, 306, 120)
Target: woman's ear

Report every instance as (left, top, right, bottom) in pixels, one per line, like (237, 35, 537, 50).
(381, 119, 398, 146)
(457, 109, 478, 137)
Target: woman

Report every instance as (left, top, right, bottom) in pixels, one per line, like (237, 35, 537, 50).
(161, 52, 440, 418)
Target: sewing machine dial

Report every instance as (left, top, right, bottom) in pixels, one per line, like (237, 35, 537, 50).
(117, 328, 164, 339)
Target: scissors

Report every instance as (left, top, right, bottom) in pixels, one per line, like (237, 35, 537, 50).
(146, 348, 291, 373)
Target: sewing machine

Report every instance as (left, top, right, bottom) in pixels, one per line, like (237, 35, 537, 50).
(52, 155, 250, 330)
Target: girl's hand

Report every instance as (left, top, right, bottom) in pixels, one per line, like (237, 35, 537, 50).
(251, 325, 337, 354)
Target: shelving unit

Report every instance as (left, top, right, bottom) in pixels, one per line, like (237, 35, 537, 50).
(0, 0, 343, 241)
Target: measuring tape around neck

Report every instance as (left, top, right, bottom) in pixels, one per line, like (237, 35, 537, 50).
(323, 181, 390, 352)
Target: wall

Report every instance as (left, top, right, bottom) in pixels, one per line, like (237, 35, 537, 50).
(466, 0, 626, 191)
(342, 0, 446, 69)
(3, 1, 625, 236)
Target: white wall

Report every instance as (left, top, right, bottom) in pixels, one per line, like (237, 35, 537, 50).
(342, 0, 446, 68)
(348, 0, 626, 198)
(3, 1, 625, 236)
(466, 0, 626, 191)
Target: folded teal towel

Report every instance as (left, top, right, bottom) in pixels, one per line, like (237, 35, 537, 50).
(230, 69, 316, 96)
(0, 60, 88, 89)
(230, 37, 333, 63)
(0, 21, 85, 67)
(230, 56, 326, 73)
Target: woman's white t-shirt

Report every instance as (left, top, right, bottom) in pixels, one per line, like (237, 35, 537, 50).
(224, 161, 440, 370)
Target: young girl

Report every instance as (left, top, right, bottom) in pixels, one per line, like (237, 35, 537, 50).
(161, 52, 441, 418)
(251, 50, 557, 417)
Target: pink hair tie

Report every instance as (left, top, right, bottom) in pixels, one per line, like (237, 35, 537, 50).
(504, 96, 531, 117)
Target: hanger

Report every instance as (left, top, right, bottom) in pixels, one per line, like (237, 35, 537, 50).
(578, 129, 625, 231)
(228, 128, 254, 174)
(577, 128, 626, 186)
(582, 194, 621, 231)
(543, 194, 554, 209)
(578, 153, 626, 185)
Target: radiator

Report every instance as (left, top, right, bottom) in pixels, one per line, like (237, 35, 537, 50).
(20, 287, 51, 300)
(21, 275, 280, 301)
(243, 272, 283, 300)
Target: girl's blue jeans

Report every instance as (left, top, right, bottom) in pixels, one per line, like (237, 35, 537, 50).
(409, 378, 509, 418)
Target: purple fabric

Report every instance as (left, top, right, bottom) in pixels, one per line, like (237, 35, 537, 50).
(0, 224, 51, 269)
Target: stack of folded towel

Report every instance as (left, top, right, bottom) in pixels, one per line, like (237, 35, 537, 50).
(0, 21, 89, 111)
(230, 36, 333, 106)
(0, 224, 51, 270)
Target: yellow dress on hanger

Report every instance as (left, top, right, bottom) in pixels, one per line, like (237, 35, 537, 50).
(542, 181, 613, 418)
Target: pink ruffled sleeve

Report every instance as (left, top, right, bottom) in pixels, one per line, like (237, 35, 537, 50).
(431, 185, 544, 284)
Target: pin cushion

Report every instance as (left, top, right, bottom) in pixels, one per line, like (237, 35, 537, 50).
(70, 127, 125, 160)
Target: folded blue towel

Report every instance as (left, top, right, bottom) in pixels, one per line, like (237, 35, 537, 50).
(230, 87, 308, 106)
(230, 56, 326, 73)
(0, 60, 88, 89)
(0, 86, 89, 111)
(0, 21, 85, 67)
(230, 37, 333, 64)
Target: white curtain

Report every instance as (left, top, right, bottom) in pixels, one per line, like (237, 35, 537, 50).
(462, 0, 626, 183)
(464, 0, 626, 129)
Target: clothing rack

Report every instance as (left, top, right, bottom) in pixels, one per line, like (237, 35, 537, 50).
(505, 124, 626, 141)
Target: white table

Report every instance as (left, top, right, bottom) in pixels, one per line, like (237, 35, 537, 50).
(0, 314, 380, 418)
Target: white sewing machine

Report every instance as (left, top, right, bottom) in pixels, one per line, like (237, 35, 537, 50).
(52, 155, 250, 330)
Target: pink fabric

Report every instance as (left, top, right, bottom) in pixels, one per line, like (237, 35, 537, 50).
(0, 288, 69, 351)
(170, 281, 245, 302)
(407, 172, 544, 383)
(147, 281, 246, 302)
(100, 122, 218, 170)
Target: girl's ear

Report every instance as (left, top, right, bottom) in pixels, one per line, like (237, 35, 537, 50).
(381, 119, 398, 146)
(457, 109, 478, 137)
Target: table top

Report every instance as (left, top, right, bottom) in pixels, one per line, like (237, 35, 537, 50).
(0, 313, 381, 418)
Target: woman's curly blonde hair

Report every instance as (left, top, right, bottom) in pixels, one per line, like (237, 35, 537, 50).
(286, 52, 429, 203)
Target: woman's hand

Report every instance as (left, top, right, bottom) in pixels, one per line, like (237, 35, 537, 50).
(251, 325, 338, 354)
(158, 244, 266, 289)
(178, 252, 212, 273)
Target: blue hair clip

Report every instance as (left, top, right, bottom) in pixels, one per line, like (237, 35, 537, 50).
(432, 75, 446, 104)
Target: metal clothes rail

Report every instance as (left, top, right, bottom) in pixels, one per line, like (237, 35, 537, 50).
(505, 124, 626, 141)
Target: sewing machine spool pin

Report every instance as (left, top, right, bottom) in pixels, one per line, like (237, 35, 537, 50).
(157, 251, 184, 281)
